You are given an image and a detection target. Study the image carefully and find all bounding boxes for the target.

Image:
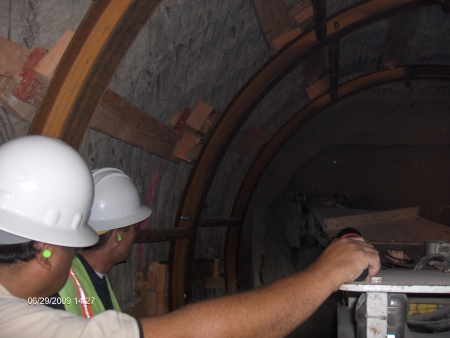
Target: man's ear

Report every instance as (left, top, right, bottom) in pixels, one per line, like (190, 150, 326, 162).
(33, 242, 52, 271)
(110, 228, 122, 245)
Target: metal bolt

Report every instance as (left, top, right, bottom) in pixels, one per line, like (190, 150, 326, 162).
(334, 21, 339, 29)
(371, 276, 382, 283)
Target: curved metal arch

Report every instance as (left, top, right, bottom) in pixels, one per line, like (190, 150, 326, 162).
(170, 0, 436, 309)
(28, 0, 162, 148)
(226, 65, 450, 292)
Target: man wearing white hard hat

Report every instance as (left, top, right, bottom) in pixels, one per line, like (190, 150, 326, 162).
(48, 168, 152, 316)
(0, 135, 380, 338)
(0, 136, 142, 336)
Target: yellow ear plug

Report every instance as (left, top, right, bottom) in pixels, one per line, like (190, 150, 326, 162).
(118, 234, 122, 242)
(42, 249, 52, 258)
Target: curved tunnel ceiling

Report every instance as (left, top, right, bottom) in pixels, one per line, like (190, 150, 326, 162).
(25, 0, 450, 310)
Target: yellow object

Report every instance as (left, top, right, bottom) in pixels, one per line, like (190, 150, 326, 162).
(408, 302, 438, 316)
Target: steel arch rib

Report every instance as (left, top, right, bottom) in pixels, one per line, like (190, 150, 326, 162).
(227, 65, 450, 292)
(27, 0, 162, 149)
(170, 0, 436, 309)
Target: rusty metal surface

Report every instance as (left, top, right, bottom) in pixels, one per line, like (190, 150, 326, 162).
(171, 0, 437, 309)
(28, 0, 162, 150)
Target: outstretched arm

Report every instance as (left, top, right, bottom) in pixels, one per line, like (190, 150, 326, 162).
(141, 237, 380, 338)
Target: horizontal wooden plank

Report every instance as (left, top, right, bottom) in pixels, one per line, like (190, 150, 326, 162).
(324, 207, 420, 235)
(134, 227, 190, 243)
(92, 89, 181, 163)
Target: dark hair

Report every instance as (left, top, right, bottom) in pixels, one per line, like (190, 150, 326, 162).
(0, 242, 74, 265)
(0, 241, 39, 264)
(84, 225, 132, 251)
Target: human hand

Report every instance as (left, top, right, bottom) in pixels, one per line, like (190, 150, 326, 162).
(312, 237, 381, 291)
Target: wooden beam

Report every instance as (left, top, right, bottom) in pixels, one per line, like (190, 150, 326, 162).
(92, 90, 181, 163)
(171, 0, 436, 305)
(251, 0, 292, 53)
(379, 11, 422, 69)
(27, 0, 163, 151)
(0, 36, 181, 162)
(329, 40, 340, 101)
(312, 0, 327, 41)
(134, 227, 190, 243)
(0, 36, 30, 79)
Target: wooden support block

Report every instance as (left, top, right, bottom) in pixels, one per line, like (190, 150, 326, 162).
(155, 263, 168, 293)
(147, 262, 158, 290)
(13, 68, 47, 106)
(173, 132, 201, 162)
(147, 291, 157, 317)
(35, 30, 74, 83)
(229, 131, 265, 156)
(206, 247, 218, 259)
(135, 272, 143, 288)
(306, 76, 330, 100)
(173, 107, 192, 134)
(185, 143, 203, 163)
(272, 28, 302, 49)
(13, 46, 48, 106)
(199, 118, 212, 135)
(0, 76, 36, 121)
(212, 259, 220, 278)
(140, 283, 148, 299)
(0, 36, 30, 79)
(169, 110, 182, 126)
(294, 5, 313, 26)
(203, 276, 225, 289)
(156, 292, 168, 316)
(186, 101, 214, 131)
(22, 46, 48, 70)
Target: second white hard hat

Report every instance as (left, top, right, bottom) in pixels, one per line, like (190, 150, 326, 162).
(88, 168, 152, 232)
(0, 136, 98, 247)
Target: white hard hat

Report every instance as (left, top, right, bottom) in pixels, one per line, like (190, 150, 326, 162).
(0, 136, 98, 247)
(88, 168, 152, 232)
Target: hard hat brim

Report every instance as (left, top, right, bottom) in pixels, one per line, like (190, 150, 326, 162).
(88, 205, 152, 232)
(0, 210, 99, 247)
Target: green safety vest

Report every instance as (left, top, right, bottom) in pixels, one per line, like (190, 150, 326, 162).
(59, 256, 121, 317)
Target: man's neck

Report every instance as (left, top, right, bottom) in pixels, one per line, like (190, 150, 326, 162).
(0, 263, 46, 299)
(79, 250, 114, 275)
